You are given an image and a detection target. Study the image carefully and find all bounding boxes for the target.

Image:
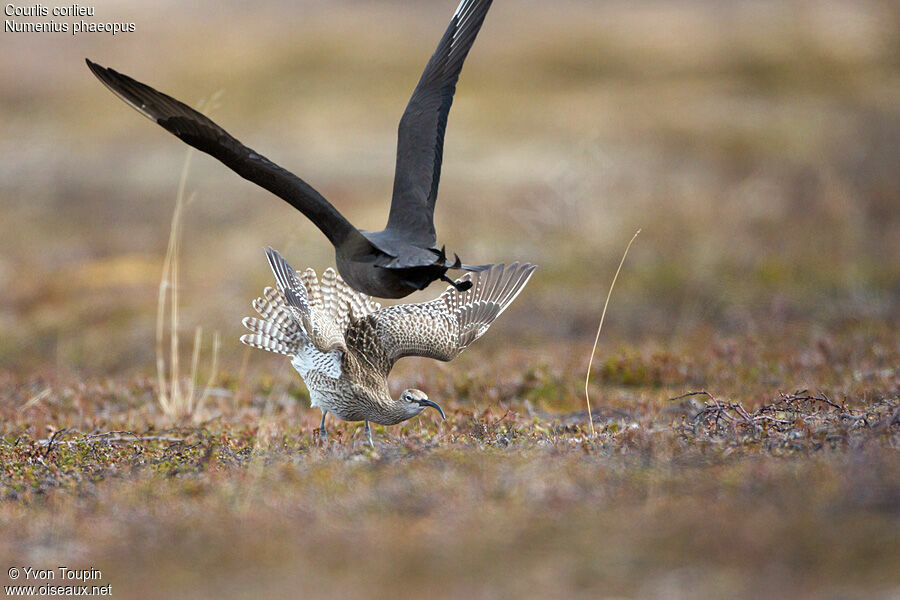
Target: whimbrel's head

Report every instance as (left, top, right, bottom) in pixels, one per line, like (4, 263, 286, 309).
(399, 389, 445, 420)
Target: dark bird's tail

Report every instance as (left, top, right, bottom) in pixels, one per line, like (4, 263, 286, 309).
(439, 252, 493, 291)
(437, 246, 491, 272)
(457, 262, 492, 272)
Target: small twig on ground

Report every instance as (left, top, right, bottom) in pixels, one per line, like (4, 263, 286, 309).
(37, 430, 186, 448)
(43, 428, 70, 458)
(669, 388, 894, 451)
(769, 390, 844, 411)
(670, 390, 717, 403)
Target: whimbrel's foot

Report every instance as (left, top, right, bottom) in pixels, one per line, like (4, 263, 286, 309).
(364, 421, 375, 448)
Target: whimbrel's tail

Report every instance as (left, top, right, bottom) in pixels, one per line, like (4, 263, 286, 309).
(250, 247, 382, 355)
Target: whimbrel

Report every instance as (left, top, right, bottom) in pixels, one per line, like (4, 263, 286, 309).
(86, 0, 497, 299)
(241, 248, 535, 446)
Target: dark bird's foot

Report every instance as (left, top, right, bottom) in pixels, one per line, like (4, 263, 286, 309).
(441, 274, 472, 292)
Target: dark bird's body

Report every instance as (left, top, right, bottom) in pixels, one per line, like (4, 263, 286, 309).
(87, 0, 496, 298)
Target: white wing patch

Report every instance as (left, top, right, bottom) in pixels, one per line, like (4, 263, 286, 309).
(291, 347, 342, 380)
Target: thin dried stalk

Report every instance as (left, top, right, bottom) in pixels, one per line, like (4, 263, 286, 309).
(584, 229, 640, 437)
(194, 331, 221, 419)
(154, 93, 223, 420)
(156, 148, 195, 413)
(187, 326, 203, 414)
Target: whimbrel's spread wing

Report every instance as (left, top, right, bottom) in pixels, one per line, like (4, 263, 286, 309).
(384, 0, 494, 246)
(85, 59, 375, 255)
(359, 262, 535, 372)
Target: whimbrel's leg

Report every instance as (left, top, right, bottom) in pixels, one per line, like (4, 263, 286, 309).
(364, 421, 374, 448)
(319, 411, 328, 442)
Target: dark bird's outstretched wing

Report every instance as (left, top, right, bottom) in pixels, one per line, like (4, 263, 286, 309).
(385, 0, 494, 246)
(85, 59, 374, 254)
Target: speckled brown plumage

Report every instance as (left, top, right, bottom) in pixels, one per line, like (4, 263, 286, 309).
(241, 248, 535, 436)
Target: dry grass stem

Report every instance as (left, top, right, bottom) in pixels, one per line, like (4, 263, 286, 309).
(154, 95, 223, 421)
(19, 387, 51, 412)
(584, 229, 640, 436)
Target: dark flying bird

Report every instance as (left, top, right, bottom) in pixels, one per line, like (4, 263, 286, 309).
(86, 0, 496, 299)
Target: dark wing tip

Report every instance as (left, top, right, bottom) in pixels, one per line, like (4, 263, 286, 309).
(84, 58, 165, 124)
(85, 58, 118, 89)
(386, 0, 495, 242)
(85, 58, 121, 89)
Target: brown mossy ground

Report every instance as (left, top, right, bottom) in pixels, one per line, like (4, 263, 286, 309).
(1, 319, 897, 599)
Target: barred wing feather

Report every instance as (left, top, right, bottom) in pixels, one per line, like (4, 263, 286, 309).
(364, 262, 535, 369)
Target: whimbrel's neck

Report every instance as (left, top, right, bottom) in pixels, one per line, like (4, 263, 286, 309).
(367, 395, 415, 427)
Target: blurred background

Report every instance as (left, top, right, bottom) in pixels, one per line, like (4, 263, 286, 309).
(2, 3, 899, 599)
(1, 0, 897, 377)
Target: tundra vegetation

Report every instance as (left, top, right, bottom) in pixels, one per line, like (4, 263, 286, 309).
(0, 1, 897, 598)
